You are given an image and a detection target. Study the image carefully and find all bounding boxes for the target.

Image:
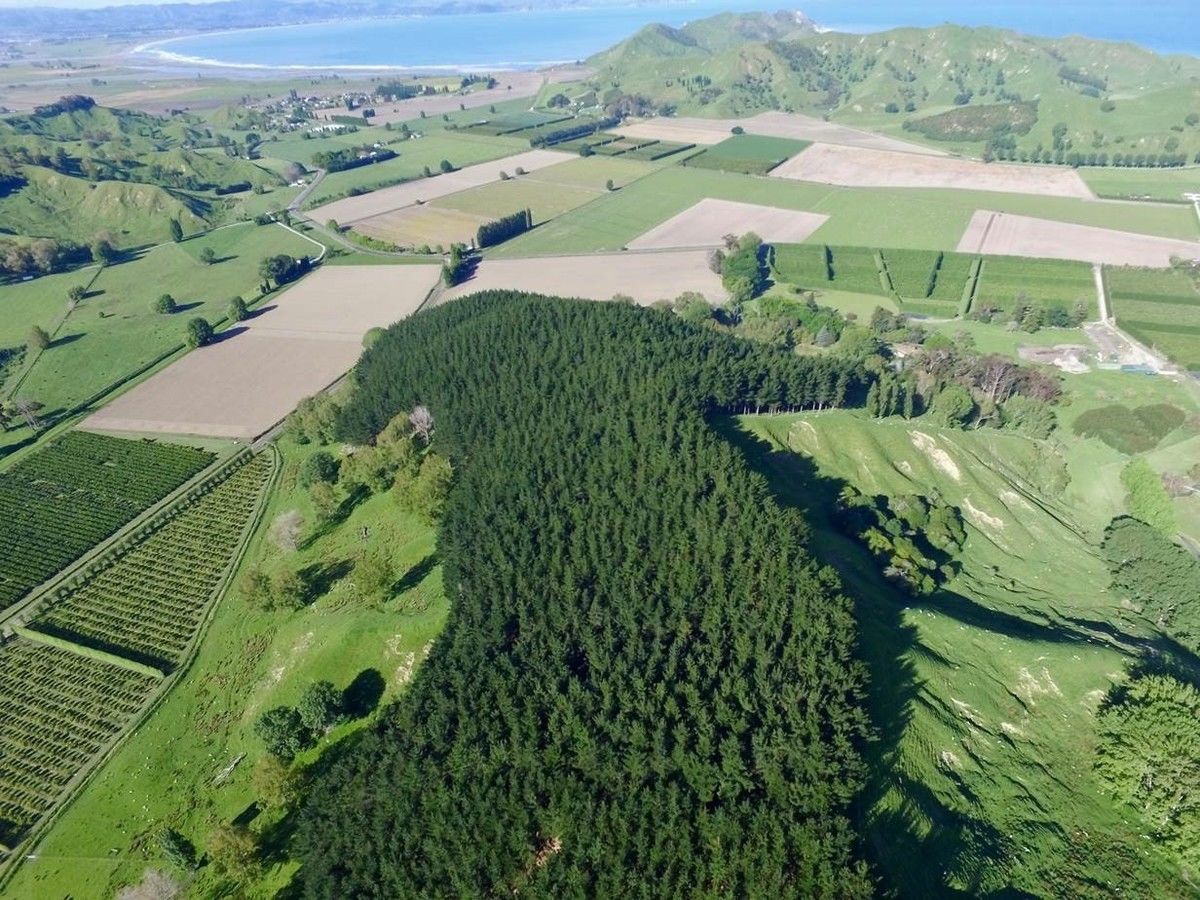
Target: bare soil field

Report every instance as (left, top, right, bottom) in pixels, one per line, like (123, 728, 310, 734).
(614, 112, 941, 154)
(771, 143, 1095, 199)
(443, 250, 724, 304)
(626, 199, 829, 250)
(355, 205, 489, 249)
(310, 149, 572, 224)
(958, 210, 1200, 267)
(86, 265, 440, 439)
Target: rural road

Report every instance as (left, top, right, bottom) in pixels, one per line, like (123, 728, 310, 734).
(289, 168, 326, 212)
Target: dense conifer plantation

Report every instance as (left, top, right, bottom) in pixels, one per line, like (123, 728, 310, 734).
(295, 293, 874, 897)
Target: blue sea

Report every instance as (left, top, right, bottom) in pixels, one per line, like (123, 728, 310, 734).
(138, 1, 1200, 71)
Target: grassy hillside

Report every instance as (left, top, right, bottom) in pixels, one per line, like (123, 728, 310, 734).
(0, 96, 284, 244)
(740, 410, 1194, 896)
(584, 16, 1200, 160)
(0, 166, 209, 244)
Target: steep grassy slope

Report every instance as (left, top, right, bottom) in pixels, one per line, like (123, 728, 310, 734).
(0, 168, 208, 244)
(739, 411, 1193, 897)
(585, 16, 1200, 158)
(0, 167, 209, 244)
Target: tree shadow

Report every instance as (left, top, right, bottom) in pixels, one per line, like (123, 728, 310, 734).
(232, 801, 261, 827)
(296, 558, 354, 604)
(82, 288, 105, 300)
(173, 300, 204, 314)
(211, 325, 248, 344)
(392, 552, 438, 595)
(247, 304, 277, 319)
(50, 332, 84, 348)
(342, 668, 386, 719)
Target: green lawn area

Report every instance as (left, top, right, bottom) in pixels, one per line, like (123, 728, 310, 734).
(738, 409, 1185, 894)
(3, 437, 448, 900)
(682, 133, 810, 175)
(489, 166, 1199, 258)
(1079, 165, 1200, 202)
(303, 132, 527, 208)
(9, 223, 319, 416)
(1105, 265, 1200, 370)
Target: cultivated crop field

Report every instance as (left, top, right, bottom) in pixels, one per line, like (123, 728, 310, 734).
(8, 222, 320, 418)
(445, 251, 725, 304)
(0, 450, 272, 856)
(958, 210, 1200, 267)
(627, 199, 828, 250)
(1106, 265, 1200, 369)
(974, 255, 1097, 315)
(354, 205, 489, 249)
(88, 265, 440, 439)
(489, 166, 1198, 258)
(774, 244, 887, 296)
(1078, 165, 1200, 202)
(432, 156, 653, 225)
(772, 143, 1096, 199)
(305, 132, 529, 204)
(682, 133, 810, 175)
(0, 637, 160, 849)
(614, 111, 938, 153)
(34, 452, 274, 670)
(309, 149, 571, 224)
(0, 432, 213, 610)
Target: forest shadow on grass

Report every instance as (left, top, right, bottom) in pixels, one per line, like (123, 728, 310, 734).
(712, 417, 937, 890)
(716, 415, 1178, 897)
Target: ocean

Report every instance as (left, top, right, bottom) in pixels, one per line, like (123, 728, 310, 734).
(138, 1, 1200, 71)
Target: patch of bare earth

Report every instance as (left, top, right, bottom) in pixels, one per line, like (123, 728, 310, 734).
(443, 251, 725, 304)
(772, 143, 1094, 199)
(626, 198, 828, 250)
(957, 210, 1200, 267)
(86, 265, 440, 440)
(614, 111, 942, 154)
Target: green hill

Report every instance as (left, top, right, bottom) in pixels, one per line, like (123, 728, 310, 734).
(0, 166, 209, 244)
(585, 16, 1200, 158)
(0, 96, 281, 245)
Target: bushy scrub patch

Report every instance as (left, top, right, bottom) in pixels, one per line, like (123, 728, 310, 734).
(1103, 516, 1200, 648)
(1072, 403, 1185, 453)
(1094, 673, 1200, 872)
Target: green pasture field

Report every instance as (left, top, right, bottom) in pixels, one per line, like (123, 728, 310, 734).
(974, 255, 1097, 316)
(880, 248, 940, 298)
(8, 223, 319, 417)
(1080, 166, 1200, 202)
(1106, 265, 1200, 369)
(460, 109, 570, 135)
(683, 133, 810, 175)
(774, 244, 886, 296)
(928, 251, 979, 303)
(618, 140, 694, 162)
(827, 245, 886, 294)
(303, 132, 528, 208)
(739, 409, 1186, 895)
(489, 166, 1199, 258)
(436, 156, 655, 224)
(3, 437, 448, 900)
(772, 243, 831, 286)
